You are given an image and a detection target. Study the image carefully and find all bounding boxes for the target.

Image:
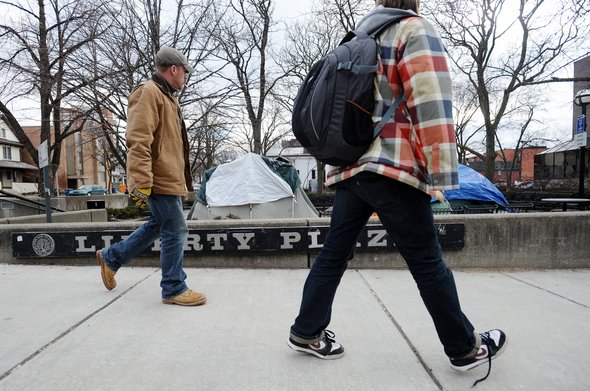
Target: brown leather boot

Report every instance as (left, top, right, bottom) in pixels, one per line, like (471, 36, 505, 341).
(162, 289, 207, 306)
(96, 251, 117, 290)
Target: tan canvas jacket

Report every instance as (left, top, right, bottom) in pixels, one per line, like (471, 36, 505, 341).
(125, 76, 193, 195)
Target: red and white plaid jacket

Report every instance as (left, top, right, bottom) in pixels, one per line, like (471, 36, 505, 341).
(327, 15, 459, 193)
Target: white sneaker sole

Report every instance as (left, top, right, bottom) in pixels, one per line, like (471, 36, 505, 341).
(287, 340, 345, 360)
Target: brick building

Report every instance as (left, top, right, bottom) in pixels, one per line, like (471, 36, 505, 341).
(466, 146, 547, 185)
(21, 109, 117, 193)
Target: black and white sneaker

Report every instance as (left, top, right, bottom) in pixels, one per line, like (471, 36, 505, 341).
(288, 330, 345, 360)
(450, 329, 507, 387)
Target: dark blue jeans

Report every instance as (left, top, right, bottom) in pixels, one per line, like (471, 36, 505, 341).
(290, 173, 475, 358)
(100, 193, 188, 299)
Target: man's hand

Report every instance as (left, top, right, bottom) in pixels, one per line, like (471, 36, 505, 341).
(130, 187, 151, 208)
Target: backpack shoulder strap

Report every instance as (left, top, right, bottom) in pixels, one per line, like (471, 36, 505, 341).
(373, 92, 405, 138)
(336, 30, 378, 75)
(339, 14, 418, 75)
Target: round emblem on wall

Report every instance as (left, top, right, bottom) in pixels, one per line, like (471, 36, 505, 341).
(32, 234, 55, 257)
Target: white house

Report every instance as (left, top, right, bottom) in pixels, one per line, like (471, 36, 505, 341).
(0, 114, 37, 190)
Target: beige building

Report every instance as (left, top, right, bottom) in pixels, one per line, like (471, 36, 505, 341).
(0, 114, 38, 190)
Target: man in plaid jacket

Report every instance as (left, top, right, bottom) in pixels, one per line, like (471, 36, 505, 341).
(288, 0, 506, 386)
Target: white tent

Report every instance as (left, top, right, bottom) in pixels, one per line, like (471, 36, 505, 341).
(188, 153, 318, 220)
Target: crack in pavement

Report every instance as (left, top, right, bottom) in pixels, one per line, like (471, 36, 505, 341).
(355, 269, 444, 391)
(0, 269, 158, 383)
(502, 272, 589, 309)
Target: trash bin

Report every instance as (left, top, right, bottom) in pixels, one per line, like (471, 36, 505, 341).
(87, 200, 106, 209)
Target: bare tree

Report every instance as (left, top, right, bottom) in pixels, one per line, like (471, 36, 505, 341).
(495, 102, 537, 188)
(226, 97, 291, 155)
(70, 0, 157, 171)
(68, 0, 235, 183)
(211, 0, 294, 155)
(188, 100, 236, 182)
(423, 0, 590, 180)
(278, 0, 371, 109)
(0, 0, 114, 191)
(278, 0, 371, 193)
(451, 80, 485, 163)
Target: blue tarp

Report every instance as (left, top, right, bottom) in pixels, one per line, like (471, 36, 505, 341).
(444, 164, 508, 205)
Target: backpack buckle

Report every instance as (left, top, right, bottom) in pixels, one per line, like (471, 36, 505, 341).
(337, 61, 353, 71)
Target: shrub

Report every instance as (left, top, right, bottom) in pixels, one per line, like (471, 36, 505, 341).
(213, 213, 241, 220)
(107, 206, 146, 220)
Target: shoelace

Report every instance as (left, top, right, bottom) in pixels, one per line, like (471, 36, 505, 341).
(323, 329, 337, 344)
(472, 332, 493, 388)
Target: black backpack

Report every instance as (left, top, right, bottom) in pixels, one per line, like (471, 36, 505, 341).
(292, 15, 412, 166)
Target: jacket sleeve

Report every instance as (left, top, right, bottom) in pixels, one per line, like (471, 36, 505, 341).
(126, 84, 159, 189)
(396, 18, 459, 189)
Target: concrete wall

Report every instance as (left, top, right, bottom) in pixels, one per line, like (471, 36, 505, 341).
(63, 195, 129, 211)
(15, 194, 130, 212)
(0, 209, 107, 224)
(0, 194, 129, 220)
(0, 211, 588, 268)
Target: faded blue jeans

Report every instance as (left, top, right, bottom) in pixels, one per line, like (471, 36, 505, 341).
(100, 193, 188, 298)
(290, 172, 476, 358)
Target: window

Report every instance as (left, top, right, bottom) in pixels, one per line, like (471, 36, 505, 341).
(2, 146, 11, 160)
(1, 202, 14, 210)
(0, 127, 6, 138)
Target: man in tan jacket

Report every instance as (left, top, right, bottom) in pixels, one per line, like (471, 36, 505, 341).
(96, 47, 206, 306)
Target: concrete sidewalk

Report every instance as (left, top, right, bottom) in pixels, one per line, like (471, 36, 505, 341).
(0, 265, 589, 391)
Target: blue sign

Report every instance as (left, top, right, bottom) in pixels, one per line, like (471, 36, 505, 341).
(577, 115, 586, 134)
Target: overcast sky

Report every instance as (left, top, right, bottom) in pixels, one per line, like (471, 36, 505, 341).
(2, 0, 578, 145)
(272, 0, 577, 145)
(274, 0, 313, 20)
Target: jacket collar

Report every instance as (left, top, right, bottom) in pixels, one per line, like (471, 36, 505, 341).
(151, 73, 177, 95)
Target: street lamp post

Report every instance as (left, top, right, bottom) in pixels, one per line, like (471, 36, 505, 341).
(574, 88, 590, 196)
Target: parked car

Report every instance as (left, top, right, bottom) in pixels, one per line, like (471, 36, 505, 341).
(69, 184, 108, 196)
